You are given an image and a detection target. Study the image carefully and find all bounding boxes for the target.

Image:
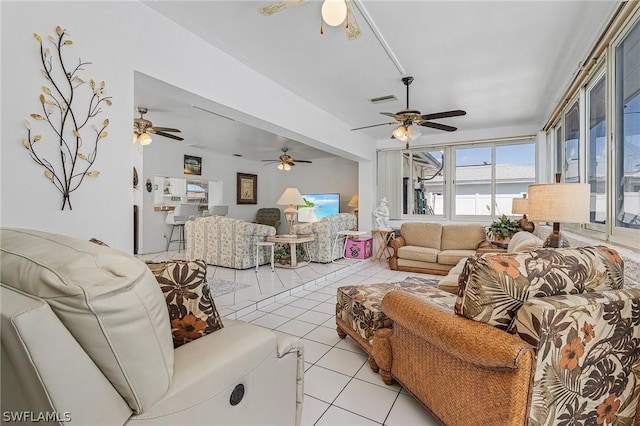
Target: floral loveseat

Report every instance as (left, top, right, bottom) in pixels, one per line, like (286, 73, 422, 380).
(185, 215, 276, 269)
(292, 213, 357, 263)
(371, 246, 640, 425)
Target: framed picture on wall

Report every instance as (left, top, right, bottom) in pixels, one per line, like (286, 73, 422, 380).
(237, 173, 257, 204)
(184, 155, 202, 175)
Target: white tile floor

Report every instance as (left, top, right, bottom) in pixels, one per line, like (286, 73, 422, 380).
(138, 250, 441, 425)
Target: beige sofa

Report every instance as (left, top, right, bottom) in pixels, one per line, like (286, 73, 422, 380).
(0, 228, 303, 425)
(185, 215, 276, 269)
(389, 222, 486, 275)
(438, 231, 543, 294)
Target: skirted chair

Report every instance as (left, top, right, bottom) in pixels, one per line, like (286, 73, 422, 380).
(369, 246, 640, 425)
(0, 228, 304, 425)
(254, 208, 282, 230)
(185, 215, 276, 269)
(292, 213, 357, 263)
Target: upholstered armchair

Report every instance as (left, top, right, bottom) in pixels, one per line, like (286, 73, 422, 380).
(292, 213, 357, 263)
(0, 228, 303, 425)
(372, 246, 640, 426)
(185, 215, 276, 269)
(254, 207, 282, 230)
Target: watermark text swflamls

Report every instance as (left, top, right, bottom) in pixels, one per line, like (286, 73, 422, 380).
(2, 411, 71, 422)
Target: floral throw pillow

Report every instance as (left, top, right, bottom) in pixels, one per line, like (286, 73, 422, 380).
(146, 260, 223, 348)
(455, 246, 624, 331)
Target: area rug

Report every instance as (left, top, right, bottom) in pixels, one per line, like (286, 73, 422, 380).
(402, 276, 441, 287)
(207, 278, 251, 297)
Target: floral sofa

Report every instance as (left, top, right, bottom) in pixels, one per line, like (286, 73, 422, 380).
(437, 231, 543, 294)
(185, 215, 276, 269)
(292, 213, 357, 263)
(370, 246, 639, 425)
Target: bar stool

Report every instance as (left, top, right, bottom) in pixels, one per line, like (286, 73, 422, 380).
(255, 241, 275, 272)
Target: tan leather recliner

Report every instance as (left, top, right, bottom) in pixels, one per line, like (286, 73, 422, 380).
(0, 228, 304, 425)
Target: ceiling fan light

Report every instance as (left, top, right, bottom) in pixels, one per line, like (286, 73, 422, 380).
(284, 163, 292, 171)
(392, 125, 408, 142)
(321, 0, 347, 26)
(407, 125, 421, 140)
(277, 163, 284, 170)
(139, 133, 153, 146)
(133, 132, 139, 144)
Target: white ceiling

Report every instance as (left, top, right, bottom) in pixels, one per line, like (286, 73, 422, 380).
(137, 0, 618, 161)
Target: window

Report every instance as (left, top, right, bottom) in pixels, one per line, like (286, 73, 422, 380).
(454, 146, 492, 216)
(615, 18, 640, 230)
(402, 150, 445, 216)
(587, 73, 607, 225)
(496, 143, 536, 214)
(453, 142, 535, 217)
(555, 125, 563, 175)
(564, 101, 581, 183)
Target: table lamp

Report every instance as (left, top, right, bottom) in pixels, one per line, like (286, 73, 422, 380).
(528, 182, 590, 248)
(348, 195, 359, 218)
(277, 187, 306, 234)
(511, 194, 534, 232)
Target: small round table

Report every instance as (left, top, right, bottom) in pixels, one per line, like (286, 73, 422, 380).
(255, 241, 275, 272)
(332, 230, 367, 262)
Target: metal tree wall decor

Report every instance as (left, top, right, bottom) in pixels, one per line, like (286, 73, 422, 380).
(23, 26, 112, 210)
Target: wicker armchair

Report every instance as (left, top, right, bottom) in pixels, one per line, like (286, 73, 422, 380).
(372, 247, 640, 426)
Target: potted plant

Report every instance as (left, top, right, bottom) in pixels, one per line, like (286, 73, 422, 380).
(487, 214, 522, 245)
(274, 244, 308, 265)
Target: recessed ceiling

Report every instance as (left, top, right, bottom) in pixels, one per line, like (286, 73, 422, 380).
(140, 0, 618, 153)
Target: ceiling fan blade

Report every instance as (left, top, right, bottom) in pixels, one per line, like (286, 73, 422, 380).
(418, 121, 457, 132)
(351, 121, 396, 131)
(420, 110, 467, 121)
(148, 129, 185, 141)
(258, 0, 307, 16)
(149, 126, 181, 133)
(344, 1, 362, 40)
(295, 160, 312, 163)
(380, 112, 402, 119)
(261, 159, 279, 162)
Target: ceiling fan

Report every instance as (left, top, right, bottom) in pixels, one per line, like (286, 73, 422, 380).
(352, 76, 466, 148)
(262, 147, 312, 171)
(133, 107, 184, 145)
(259, 0, 361, 40)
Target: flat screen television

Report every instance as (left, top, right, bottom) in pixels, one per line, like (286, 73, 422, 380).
(298, 193, 340, 223)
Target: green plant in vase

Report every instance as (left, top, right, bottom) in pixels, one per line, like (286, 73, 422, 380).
(487, 214, 522, 245)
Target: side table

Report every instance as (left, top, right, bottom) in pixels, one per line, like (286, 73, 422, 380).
(255, 241, 275, 272)
(332, 230, 366, 262)
(266, 234, 315, 268)
(372, 229, 395, 260)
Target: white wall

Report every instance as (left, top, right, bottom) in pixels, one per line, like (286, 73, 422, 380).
(1, 1, 376, 252)
(140, 137, 358, 253)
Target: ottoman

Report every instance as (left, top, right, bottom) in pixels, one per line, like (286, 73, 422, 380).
(336, 277, 456, 372)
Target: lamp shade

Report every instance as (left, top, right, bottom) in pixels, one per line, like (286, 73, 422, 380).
(321, 0, 347, 26)
(277, 188, 305, 207)
(528, 183, 590, 223)
(348, 195, 359, 208)
(511, 195, 529, 215)
(138, 133, 152, 146)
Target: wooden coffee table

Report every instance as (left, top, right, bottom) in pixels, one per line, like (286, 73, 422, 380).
(266, 234, 314, 268)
